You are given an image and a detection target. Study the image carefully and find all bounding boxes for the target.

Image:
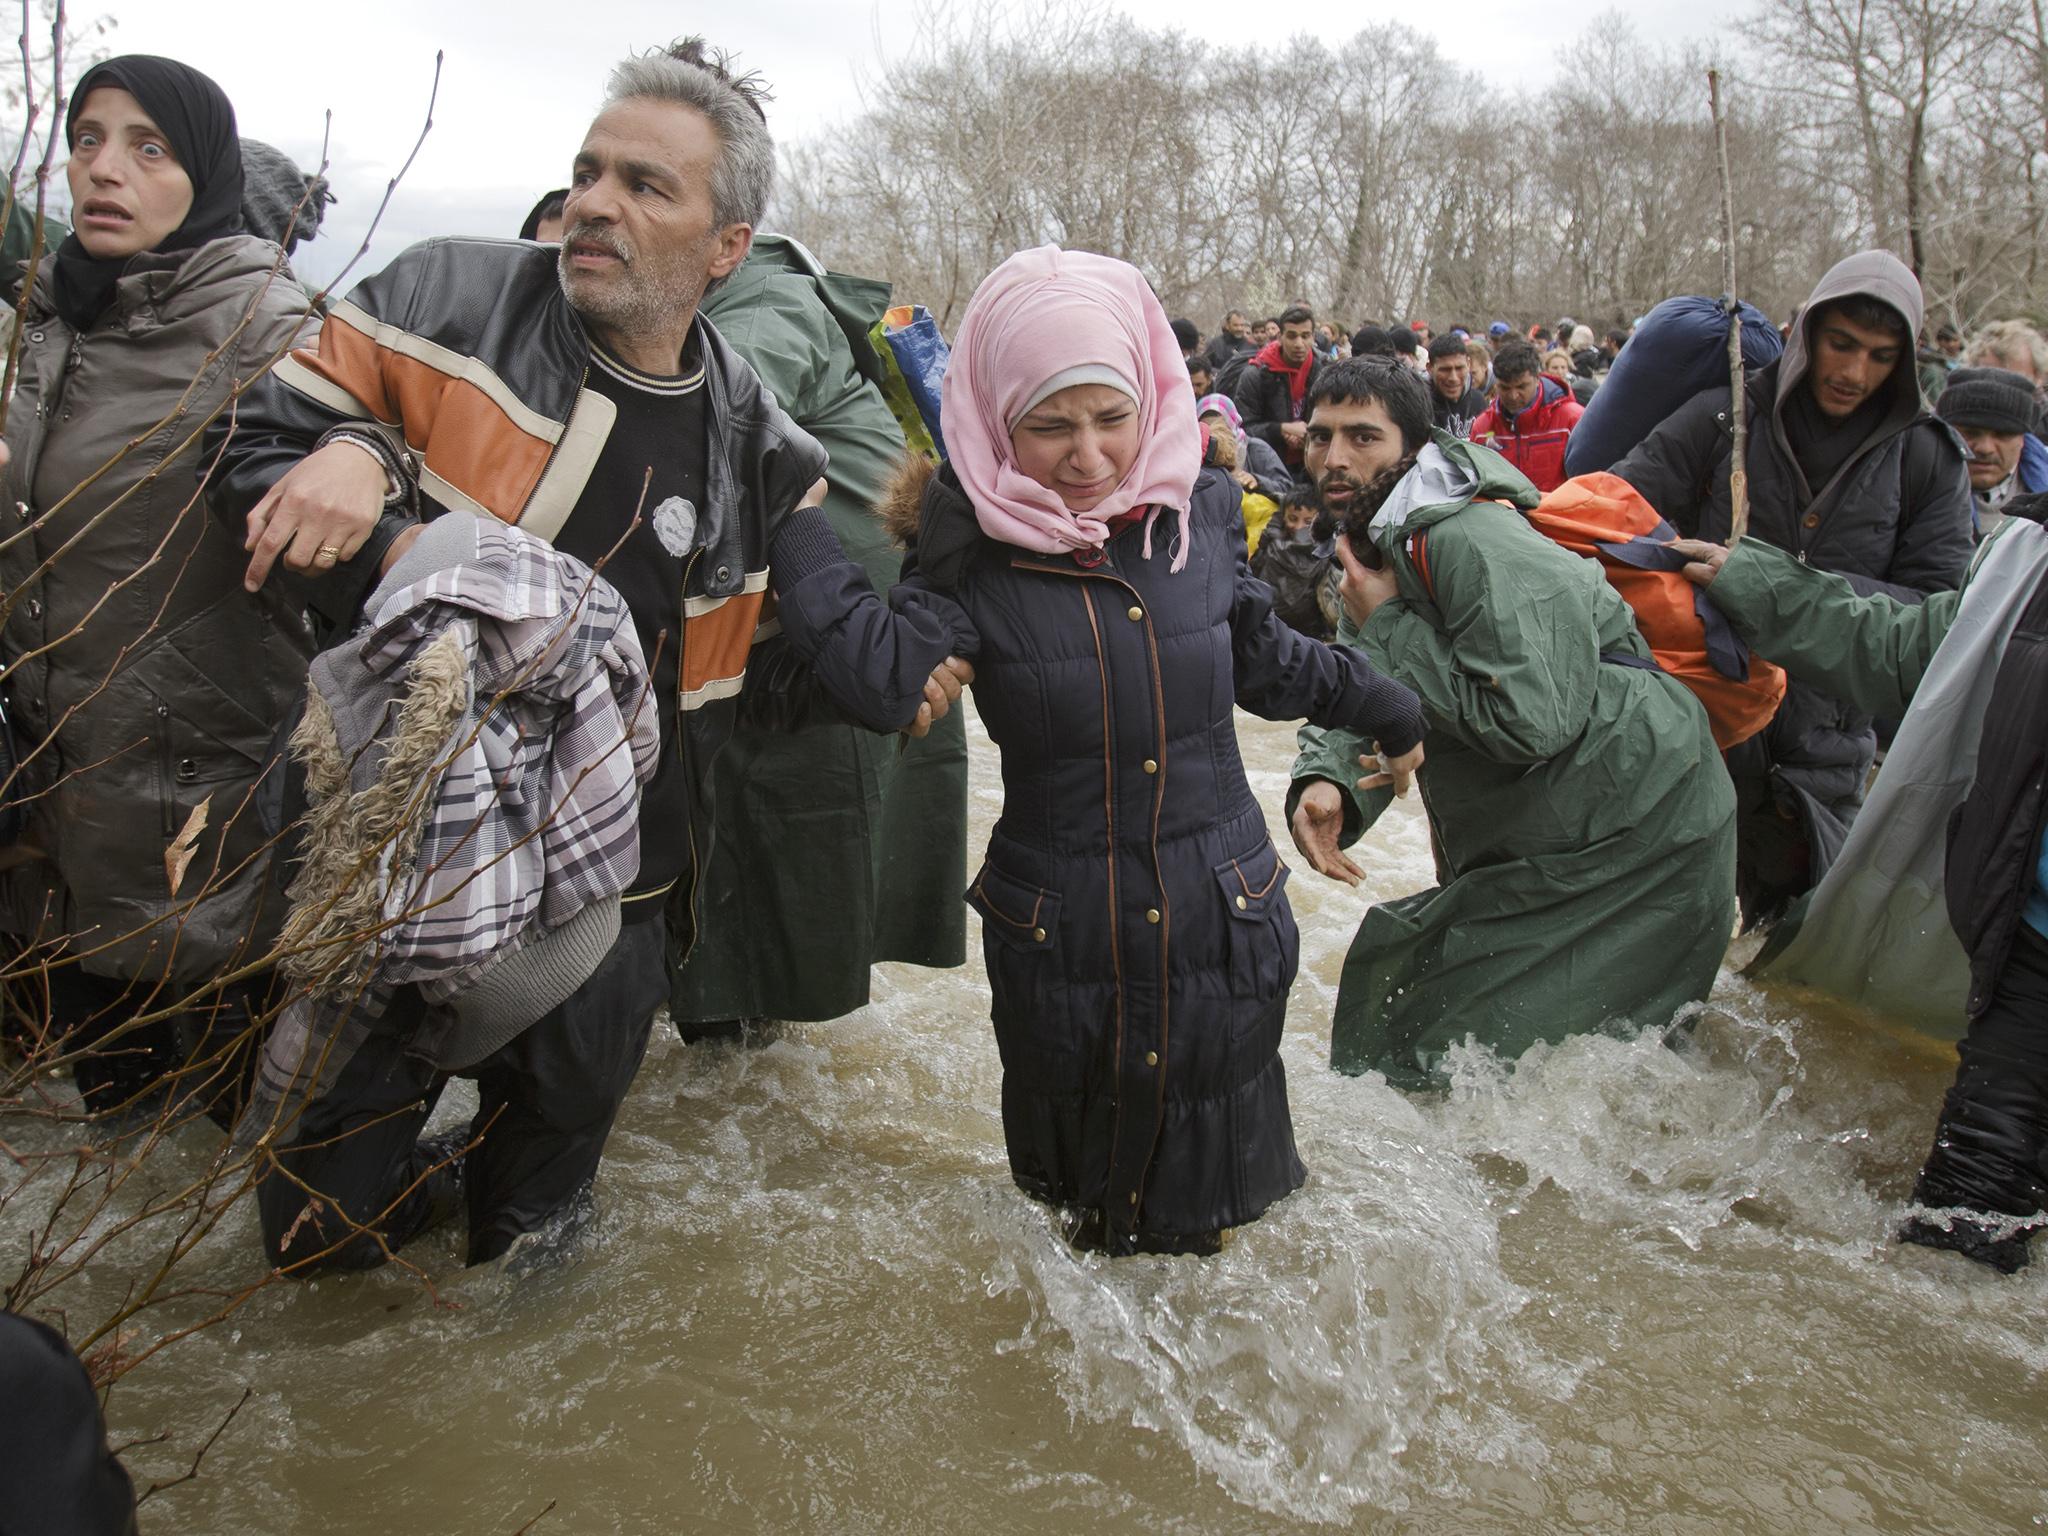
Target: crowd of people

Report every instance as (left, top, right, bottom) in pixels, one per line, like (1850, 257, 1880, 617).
(3, 35, 2048, 1524)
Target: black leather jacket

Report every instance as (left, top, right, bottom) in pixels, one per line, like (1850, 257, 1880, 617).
(208, 236, 961, 949)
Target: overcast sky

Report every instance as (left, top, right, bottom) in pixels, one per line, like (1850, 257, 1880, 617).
(103, 0, 1744, 289)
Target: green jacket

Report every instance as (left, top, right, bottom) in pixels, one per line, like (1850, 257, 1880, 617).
(671, 236, 967, 1023)
(1291, 434, 1736, 1087)
(1708, 537, 1959, 722)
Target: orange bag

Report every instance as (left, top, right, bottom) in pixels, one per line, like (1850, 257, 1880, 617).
(1414, 472, 1785, 750)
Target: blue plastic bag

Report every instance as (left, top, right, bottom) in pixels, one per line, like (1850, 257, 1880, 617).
(1565, 296, 1783, 478)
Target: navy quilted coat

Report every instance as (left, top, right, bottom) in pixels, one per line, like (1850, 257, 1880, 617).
(894, 461, 1422, 1248)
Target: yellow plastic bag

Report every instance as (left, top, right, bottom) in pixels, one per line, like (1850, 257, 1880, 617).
(1241, 492, 1279, 557)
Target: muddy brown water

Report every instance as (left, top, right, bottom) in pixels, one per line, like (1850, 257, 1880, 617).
(10, 704, 2046, 1533)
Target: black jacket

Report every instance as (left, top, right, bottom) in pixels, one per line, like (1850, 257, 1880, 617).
(892, 462, 1420, 1246)
(1946, 550, 2048, 1019)
(1232, 351, 1322, 463)
(1249, 517, 1330, 638)
(1429, 384, 1489, 440)
(1203, 331, 1253, 374)
(1611, 254, 1974, 923)
(0, 1313, 136, 1536)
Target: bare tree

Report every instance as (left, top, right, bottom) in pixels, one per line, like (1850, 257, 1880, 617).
(775, 5, 2020, 335)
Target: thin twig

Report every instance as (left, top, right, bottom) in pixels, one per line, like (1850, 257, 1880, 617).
(133, 1386, 253, 1506)
(1709, 66, 1749, 546)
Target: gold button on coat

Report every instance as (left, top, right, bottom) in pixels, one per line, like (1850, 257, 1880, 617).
(1235, 895, 1248, 910)
(1032, 927, 1046, 942)
(1146, 908, 1160, 924)
(1126, 605, 1143, 621)
(1142, 759, 1158, 774)
(1145, 1050, 1159, 1066)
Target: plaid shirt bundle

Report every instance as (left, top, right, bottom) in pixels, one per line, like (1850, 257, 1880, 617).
(238, 515, 659, 1145)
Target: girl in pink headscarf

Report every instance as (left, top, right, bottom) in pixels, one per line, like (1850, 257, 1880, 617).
(885, 246, 1425, 1255)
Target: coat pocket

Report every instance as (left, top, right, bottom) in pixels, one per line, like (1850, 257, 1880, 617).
(966, 859, 1071, 1081)
(967, 859, 1062, 951)
(1213, 838, 1299, 1033)
(131, 624, 290, 904)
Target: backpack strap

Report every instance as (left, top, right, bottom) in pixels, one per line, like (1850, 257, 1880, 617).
(1407, 529, 1436, 603)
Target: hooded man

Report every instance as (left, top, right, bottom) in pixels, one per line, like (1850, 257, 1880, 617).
(1611, 250, 1973, 927)
(1936, 366, 2048, 540)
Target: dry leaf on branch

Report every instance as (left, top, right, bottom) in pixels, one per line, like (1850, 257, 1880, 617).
(165, 796, 210, 897)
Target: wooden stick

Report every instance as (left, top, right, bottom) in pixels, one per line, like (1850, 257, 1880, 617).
(1709, 67, 1749, 545)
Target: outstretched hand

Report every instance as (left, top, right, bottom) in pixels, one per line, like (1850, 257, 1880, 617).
(907, 656, 974, 738)
(1667, 537, 1730, 588)
(1289, 779, 1362, 886)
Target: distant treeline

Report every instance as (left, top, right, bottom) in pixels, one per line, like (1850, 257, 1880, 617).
(775, 1, 2047, 336)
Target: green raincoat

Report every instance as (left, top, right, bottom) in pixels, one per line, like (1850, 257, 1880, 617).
(1290, 435, 1737, 1088)
(672, 236, 968, 1024)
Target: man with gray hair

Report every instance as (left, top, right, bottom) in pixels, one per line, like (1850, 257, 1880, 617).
(207, 38, 974, 1272)
(1965, 319, 2048, 438)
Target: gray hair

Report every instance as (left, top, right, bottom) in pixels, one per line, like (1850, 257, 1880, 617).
(604, 39, 775, 231)
(1967, 318, 2048, 380)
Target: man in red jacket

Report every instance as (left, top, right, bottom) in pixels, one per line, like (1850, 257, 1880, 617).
(1469, 339, 1584, 490)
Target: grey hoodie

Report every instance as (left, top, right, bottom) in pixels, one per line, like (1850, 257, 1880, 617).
(1768, 250, 1930, 504)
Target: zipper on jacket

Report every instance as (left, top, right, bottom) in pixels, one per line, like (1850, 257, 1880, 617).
(43, 331, 85, 419)
(1012, 552, 1173, 1216)
(675, 546, 705, 964)
(154, 698, 177, 839)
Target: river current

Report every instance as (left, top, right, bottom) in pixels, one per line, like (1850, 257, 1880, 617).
(13, 704, 2047, 1532)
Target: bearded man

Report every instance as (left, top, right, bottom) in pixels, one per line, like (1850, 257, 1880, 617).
(1286, 359, 1736, 1088)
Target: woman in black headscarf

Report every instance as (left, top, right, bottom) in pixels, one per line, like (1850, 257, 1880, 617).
(0, 57, 323, 1117)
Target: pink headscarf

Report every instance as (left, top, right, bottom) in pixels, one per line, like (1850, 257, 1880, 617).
(941, 246, 1202, 572)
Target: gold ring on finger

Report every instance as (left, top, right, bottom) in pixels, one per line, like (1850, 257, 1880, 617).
(316, 545, 342, 564)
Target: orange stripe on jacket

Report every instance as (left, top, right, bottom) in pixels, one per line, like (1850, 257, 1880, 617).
(680, 590, 768, 702)
(294, 315, 554, 523)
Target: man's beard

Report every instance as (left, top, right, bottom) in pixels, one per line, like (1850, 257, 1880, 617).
(558, 221, 711, 341)
(1318, 453, 1419, 560)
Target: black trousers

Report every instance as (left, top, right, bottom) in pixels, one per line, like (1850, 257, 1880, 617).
(21, 964, 271, 1127)
(255, 917, 667, 1271)
(1908, 922, 2048, 1262)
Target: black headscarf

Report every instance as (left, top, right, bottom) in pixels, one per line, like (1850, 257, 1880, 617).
(518, 188, 569, 242)
(51, 54, 244, 331)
